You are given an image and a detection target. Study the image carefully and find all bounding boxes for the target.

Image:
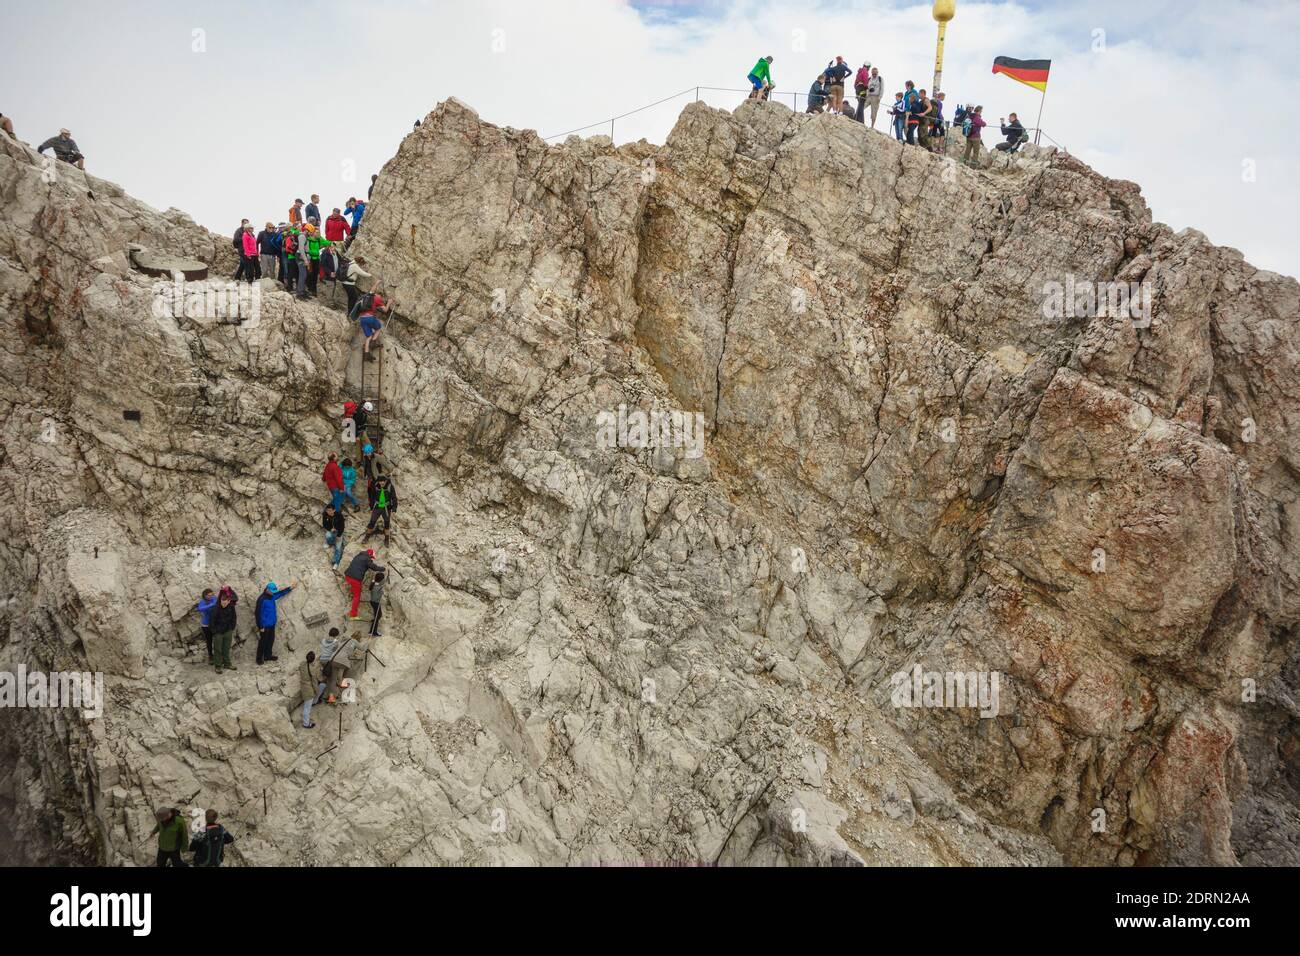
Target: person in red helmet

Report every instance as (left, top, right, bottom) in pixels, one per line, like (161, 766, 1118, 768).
(343, 548, 384, 618)
(359, 293, 386, 359)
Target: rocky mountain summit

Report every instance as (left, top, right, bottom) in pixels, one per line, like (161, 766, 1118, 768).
(0, 97, 1295, 866)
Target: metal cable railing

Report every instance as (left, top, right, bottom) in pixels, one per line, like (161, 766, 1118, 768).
(541, 83, 1065, 152)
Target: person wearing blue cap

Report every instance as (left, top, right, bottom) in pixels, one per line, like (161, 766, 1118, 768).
(360, 443, 381, 482)
(254, 579, 299, 665)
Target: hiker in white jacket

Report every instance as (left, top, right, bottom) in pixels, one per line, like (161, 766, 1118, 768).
(865, 68, 884, 128)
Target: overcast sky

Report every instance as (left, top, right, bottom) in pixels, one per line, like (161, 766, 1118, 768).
(3, 0, 1295, 277)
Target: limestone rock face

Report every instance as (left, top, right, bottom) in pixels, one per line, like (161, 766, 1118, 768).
(0, 99, 1295, 866)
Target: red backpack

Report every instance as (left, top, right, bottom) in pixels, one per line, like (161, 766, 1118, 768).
(343, 401, 357, 418)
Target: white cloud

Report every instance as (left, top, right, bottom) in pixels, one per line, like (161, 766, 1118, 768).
(1, 0, 1294, 276)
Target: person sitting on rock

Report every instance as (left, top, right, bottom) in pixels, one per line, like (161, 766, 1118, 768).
(37, 128, 84, 169)
(747, 55, 774, 101)
(994, 113, 1027, 152)
(807, 74, 829, 113)
(363, 471, 397, 545)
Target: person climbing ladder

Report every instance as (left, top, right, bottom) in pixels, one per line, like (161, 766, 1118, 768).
(363, 470, 397, 545)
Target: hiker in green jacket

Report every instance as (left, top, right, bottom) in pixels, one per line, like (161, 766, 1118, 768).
(747, 56, 774, 100)
(151, 807, 190, 867)
(306, 226, 330, 297)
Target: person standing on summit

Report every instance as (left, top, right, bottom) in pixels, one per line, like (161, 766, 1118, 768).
(824, 57, 852, 114)
(237, 224, 258, 282)
(865, 67, 884, 127)
(289, 198, 304, 225)
(344, 198, 367, 248)
(325, 207, 351, 245)
(305, 194, 321, 227)
(747, 55, 774, 100)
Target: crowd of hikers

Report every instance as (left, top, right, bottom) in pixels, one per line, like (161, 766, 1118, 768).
(746, 54, 1030, 165)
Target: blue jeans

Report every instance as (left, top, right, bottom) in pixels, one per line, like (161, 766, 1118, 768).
(342, 487, 359, 508)
(330, 488, 344, 511)
(325, 530, 343, 567)
(302, 682, 327, 727)
(894, 116, 905, 141)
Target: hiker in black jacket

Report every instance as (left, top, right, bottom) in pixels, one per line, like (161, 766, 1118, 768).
(323, 502, 345, 570)
(363, 472, 397, 544)
(210, 587, 239, 671)
(344, 549, 385, 619)
(190, 809, 235, 867)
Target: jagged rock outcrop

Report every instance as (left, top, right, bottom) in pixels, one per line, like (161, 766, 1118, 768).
(0, 97, 1295, 866)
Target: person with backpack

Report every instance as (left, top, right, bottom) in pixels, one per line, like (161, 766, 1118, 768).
(913, 90, 935, 150)
(824, 57, 851, 113)
(344, 549, 384, 619)
(368, 572, 386, 637)
(322, 453, 345, 510)
(961, 105, 986, 166)
(360, 443, 380, 481)
(931, 92, 947, 148)
(359, 295, 385, 359)
(190, 810, 234, 867)
(282, 223, 301, 293)
(995, 113, 1027, 152)
(196, 588, 218, 662)
(865, 67, 884, 127)
(151, 807, 190, 867)
(363, 472, 397, 545)
(210, 586, 239, 672)
(322, 502, 346, 570)
(302, 223, 328, 297)
(806, 74, 829, 114)
(254, 581, 297, 665)
(338, 256, 372, 313)
(747, 55, 774, 100)
(297, 651, 327, 728)
(341, 455, 361, 509)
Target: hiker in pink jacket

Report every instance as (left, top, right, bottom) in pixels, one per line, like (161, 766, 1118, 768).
(237, 224, 259, 282)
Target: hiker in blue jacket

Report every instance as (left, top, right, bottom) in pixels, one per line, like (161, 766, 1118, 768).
(196, 589, 218, 662)
(254, 580, 298, 665)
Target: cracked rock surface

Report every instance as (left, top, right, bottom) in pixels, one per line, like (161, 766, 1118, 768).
(0, 98, 1295, 866)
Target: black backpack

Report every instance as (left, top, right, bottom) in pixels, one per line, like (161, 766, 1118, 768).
(191, 825, 227, 867)
(348, 292, 376, 321)
(334, 254, 351, 280)
(231, 230, 242, 251)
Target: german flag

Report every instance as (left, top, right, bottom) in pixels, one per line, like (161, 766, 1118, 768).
(992, 56, 1051, 93)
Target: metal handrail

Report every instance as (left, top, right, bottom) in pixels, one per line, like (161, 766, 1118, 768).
(541, 83, 1064, 152)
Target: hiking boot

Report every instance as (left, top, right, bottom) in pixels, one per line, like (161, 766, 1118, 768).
(268, 656, 279, 662)
(302, 722, 316, 729)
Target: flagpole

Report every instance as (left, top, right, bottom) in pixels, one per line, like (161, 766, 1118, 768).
(1033, 84, 1046, 145)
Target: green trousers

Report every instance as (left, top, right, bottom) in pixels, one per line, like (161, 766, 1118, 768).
(213, 629, 234, 669)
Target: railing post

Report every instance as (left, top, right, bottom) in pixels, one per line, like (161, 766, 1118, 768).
(610, 118, 614, 141)
(696, 86, 700, 102)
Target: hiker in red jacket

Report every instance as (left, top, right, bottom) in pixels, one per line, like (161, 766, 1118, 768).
(322, 453, 345, 511)
(325, 208, 351, 244)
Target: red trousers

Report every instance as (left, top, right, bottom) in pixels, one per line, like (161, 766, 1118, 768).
(346, 576, 363, 617)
